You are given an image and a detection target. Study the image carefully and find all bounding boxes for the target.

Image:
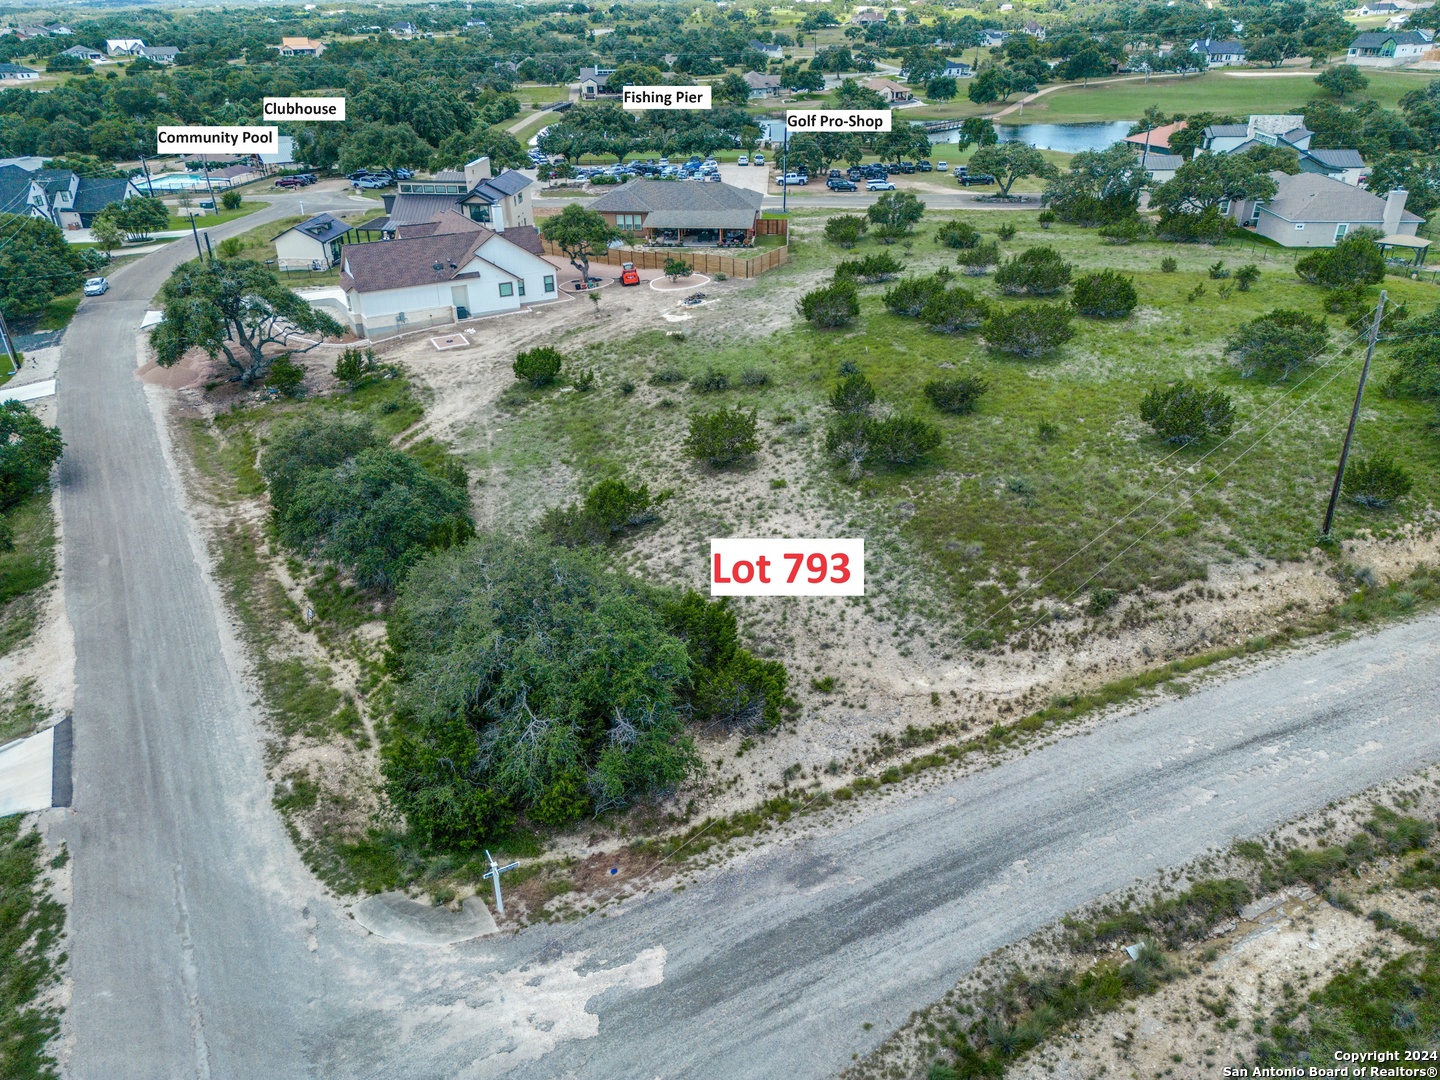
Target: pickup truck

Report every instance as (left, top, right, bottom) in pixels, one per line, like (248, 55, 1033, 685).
(958, 173, 996, 186)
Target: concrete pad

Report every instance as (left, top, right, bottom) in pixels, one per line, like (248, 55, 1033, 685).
(0, 725, 55, 817)
(351, 891, 498, 944)
(0, 379, 57, 404)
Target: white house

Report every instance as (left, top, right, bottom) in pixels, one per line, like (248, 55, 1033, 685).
(1345, 28, 1435, 65)
(273, 213, 353, 271)
(578, 66, 617, 98)
(1190, 38, 1247, 66)
(981, 28, 1009, 47)
(0, 165, 143, 228)
(749, 39, 784, 59)
(1355, 2, 1401, 14)
(1200, 115, 1312, 155)
(106, 38, 146, 55)
(0, 63, 39, 81)
(1227, 172, 1423, 247)
(943, 59, 974, 78)
(339, 220, 558, 338)
(60, 44, 104, 62)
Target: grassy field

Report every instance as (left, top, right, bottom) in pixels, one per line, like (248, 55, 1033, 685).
(164, 201, 263, 231)
(0, 818, 64, 1080)
(477, 209, 1440, 643)
(0, 495, 57, 658)
(911, 68, 1439, 125)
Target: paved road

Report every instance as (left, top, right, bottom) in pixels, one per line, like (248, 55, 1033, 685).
(534, 189, 1041, 212)
(52, 188, 1440, 1079)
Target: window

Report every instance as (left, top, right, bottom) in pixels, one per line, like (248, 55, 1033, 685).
(517, 279, 525, 297)
(1335, 223, 1349, 240)
(616, 213, 643, 230)
(499, 282, 513, 297)
(543, 275, 555, 293)
(1295, 223, 1305, 230)
(1218, 199, 1231, 215)
(423, 184, 435, 193)
(516, 192, 523, 203)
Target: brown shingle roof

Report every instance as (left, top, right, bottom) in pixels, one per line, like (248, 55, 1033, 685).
(341, 232, 495, 293)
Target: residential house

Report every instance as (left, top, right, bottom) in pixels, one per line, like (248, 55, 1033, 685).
(274, 37, 325, 56)
(0, 64, 39, 81)
(1227, 171, 1423, 246)
(1345, 28, 1435, 65)
(0, 164, 143, 228)
(60, 44, 104, 62)
(1190, 38, 1247, 66)
(465, 19, 488, 29)
(749, 39, 784, 59)
(864, 78, 913, 104)
(1199, 115, 1312, 155)
(851, 9, 886, 24)
(1138, 151, 1184, 184)
(376, 157, 534, 237)
(943, 59, 974, 78)
(388, 22, 417, 36)
(1296, 147, 1368, 186)
(1124, 120, 1186, 151)
(590, 179, 764, 244)
(13, 26, 49, 40)
(981, 29, 1009, 47)
(44, 24, 72, 35)
(743, 71, 782, 98)
(106, 38, 146, 55)
(338, 222, 557, 338)
(136, 46, 180, 64)
(578, 66, 617, 98)
(1022, 19, 1047, 40)
(0, 156, 48, 172)
(1355, 2, 1401, 13)
(273, 213, 354, 270)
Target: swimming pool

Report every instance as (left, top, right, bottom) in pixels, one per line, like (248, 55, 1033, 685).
(142, 173, 222, 192)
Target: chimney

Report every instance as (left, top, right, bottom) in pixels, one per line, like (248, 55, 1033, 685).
(1383, 188, 1408, 235)
(464, 155, 492, 189)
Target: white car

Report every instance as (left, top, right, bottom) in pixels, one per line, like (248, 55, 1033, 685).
(866, 179, 896, 191)
(753, 153, 764, 166)
(737, 154, 749, 166)
(936, 161, 949, 172)
(83, 277, 109, 296)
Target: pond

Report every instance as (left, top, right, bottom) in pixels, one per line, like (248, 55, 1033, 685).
(928, 121, 1136, 153)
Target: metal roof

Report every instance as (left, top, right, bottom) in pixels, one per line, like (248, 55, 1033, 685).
(274, 213, 351, 245)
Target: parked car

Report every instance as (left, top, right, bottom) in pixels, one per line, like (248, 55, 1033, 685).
(780, 172, 805, 185)
(917, 160, 933, 172)
(826, 178, 857, 191)
(737, 154, 749, 166)
(899, 161, 916, 174)
(295, 173, 318, 185)
(866, 178, 896, 191)
(936, 161, 948, 172)
(659, 157, 669, 166)
(83, 277, 108, 296)
(274, 176, 303, 188)
(959, 173, 996, 186)
(886, 162, 902, 174)
(620, 261, 640, 286)
(828, 169, 842, 179)
(753, 153, 764, 166)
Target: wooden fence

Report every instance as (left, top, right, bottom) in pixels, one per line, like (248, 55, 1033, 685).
(541, 239, 788, 279)
(755, 217, 789, 237)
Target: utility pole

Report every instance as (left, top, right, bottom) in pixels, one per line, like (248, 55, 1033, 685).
(780, 124, 789, 215)
(482, 850, 519, 916)
(1322, 290, 1386, 537)
(0, 304, 20, 375)
(190, 214, 203, 260)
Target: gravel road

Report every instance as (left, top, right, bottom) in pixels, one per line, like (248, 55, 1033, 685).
(50, 195, 1440, 1078)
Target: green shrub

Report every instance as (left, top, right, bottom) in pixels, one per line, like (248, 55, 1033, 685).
(1155, 206, 1227, 244)
(1208, 260, 1230, 280)
(1037, 209, 1056, 229)
(823, 214, 869, 247)
(663, 257, 691, 282)
(267, 357, 306, 397)
(996, 223, 1017, 241)
(691, 369, 731, 392)
(261, 413, 380, 511)
(834, 252, 904, 283)
(514, 346, 564, 387)
(684, 407, 759, 467)
(541, 477, 661, 546)
(1343, 453, 1412, 509)
(936, 220, 981, 249)
(923, 376, 989, 414)
(220, 189, 243, 211)
(0, 402, 63, 514)
(1071, 270, 1137, 318)
(920, 286, 989, 333)
(797, 278, 860, 328)
(983, 303, 1075, 358)
(1099, 217, 1152, 244)
(994, 246, 1073, 296)
(957, 240, 1001, 275)
(334, 346, 381, 386)
(1295, 229, 1385, 288)
(1235, 264, 1260, 291)
(277, 447, 472, 589)
(650, 367, 686, 385)
(738, 368, 771, 388)
(829, 372, 876, 415)
(1139, 383, 1237, 445)
(869, 416, 942, 465)
(1160, 256, 1178, 272)
(216, 236, 245, 259)
(883, 275, 947, 316)
(1226, 309, 1329, 381)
